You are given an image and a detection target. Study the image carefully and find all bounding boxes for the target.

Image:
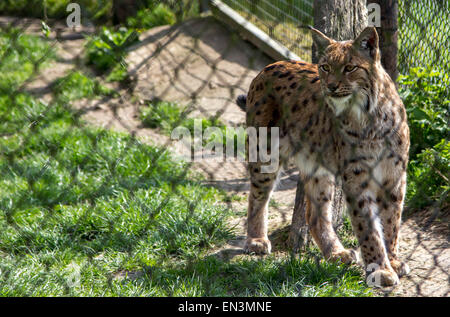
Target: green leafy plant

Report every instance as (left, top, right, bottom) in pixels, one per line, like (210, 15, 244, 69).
(105, 63, 129, 82)
(85, 27, 139, 73)
(0, 0, 112, 22)
(407, 140, 449, 210)
(398, 67, 449, 157)
(126, 3, 176, 29)
(398, 67, 449, 212)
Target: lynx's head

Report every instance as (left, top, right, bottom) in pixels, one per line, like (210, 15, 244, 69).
(310, 26, 382, 116)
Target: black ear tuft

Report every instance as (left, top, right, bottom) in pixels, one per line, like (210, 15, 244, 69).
(309, 27, 333, 56)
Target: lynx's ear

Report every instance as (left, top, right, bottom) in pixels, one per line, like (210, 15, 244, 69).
(353, 27, 380, 62)
(308, 26, 333, 56)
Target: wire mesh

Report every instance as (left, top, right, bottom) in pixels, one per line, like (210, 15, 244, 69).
(0, 0, 448, 298)
(221, 0, 313, 61)
(398, 0, 450, 78)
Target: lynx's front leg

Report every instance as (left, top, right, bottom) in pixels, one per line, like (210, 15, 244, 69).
(305, 173, 358, 264)
(378, 171, 410, 277)
(345, 180, 400, 287)
(244, 162, 280, 254)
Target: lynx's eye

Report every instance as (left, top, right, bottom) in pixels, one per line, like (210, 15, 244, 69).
(319, 64, 331, 72)
(344, 65, 357, 73)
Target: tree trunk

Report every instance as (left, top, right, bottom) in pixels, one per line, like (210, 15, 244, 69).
(288, 0, 368, 252)
(113, 0, 139, 25)
(199, 0, 210, 13)
(312, 0, 368, 62)
(367, 0, 399, 83)
(288, 177, 309, 253)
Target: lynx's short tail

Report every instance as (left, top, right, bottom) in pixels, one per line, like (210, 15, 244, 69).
(236, 94, 247, 111)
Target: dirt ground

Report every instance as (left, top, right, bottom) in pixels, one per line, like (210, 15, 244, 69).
(7, 16, 449, 297)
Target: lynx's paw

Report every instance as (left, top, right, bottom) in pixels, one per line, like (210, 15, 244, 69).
(329, 249, 359, 265)
(244, 237, 272, 254)
(366, 268, 400, 288)
(390, 259, 410, 277)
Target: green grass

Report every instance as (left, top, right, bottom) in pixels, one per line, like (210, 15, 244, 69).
(0, 97, 235, 296)
(0, 28, 56, 92)
(337, 216, 359, 250)
(0, 82, 237, 294)
(139, 100, 227, 138)
(53, 71, 117, 101)
(0, 24, 375, 297)
(131, 254, 373, 297)
(140, 101, 188, 133)
(140, 101, 247, 157)
(140, 100, 229, 135)
(0, 29, 232, 296)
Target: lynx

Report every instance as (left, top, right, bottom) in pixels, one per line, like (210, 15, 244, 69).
(236, 27, 410, 287)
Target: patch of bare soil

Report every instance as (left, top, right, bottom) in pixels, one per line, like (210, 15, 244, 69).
(12, 15, 449, 297)
(386, 210, 449, 297)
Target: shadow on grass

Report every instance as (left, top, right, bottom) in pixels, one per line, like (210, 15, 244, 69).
(111, 251, 372, 297)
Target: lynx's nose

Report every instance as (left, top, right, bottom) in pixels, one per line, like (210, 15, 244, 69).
(327, 83, 338, 92)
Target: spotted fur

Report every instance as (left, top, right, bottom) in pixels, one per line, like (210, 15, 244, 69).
(240, 27, 410, 287)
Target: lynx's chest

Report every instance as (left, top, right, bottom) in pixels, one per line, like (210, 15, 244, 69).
(326, 91, 369, 122)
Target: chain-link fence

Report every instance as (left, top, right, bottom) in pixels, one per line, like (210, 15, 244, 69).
(398, 0, 450, 78)
(0, 0, 448, 297)
(221, 0, 450, 81)
(220, 0, 313, 61)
